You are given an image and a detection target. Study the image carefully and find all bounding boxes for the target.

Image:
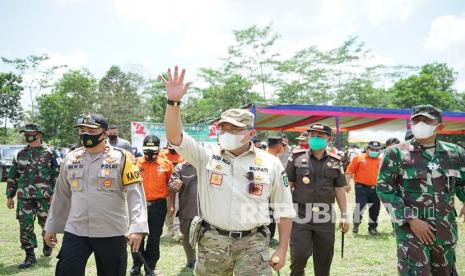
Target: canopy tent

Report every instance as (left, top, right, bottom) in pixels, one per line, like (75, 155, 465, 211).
(250, 104, 465, 143)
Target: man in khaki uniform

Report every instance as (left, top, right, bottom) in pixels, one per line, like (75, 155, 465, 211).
(162, 66, 296, 275)
(44, 114, 149, 276)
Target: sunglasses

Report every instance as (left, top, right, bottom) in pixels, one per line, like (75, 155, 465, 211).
(76, 115, 100, 126)
(246, 171, 257, 194)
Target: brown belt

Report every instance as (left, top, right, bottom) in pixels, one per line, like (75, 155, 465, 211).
(146, 198, 166, 206)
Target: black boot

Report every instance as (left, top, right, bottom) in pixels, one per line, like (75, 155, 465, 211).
(18, 249, 37, 269)
(43, 242, 52, 257)
(130, 265, 141, 276)
(352, 223, 359, 234)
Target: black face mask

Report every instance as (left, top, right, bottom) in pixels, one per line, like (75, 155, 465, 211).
(80, 132, 104, 148)
(108, 135, 118, 141)
(144, 151, 158, 162)
(168, 149, 176, 154)
(25, 134, 39, 143)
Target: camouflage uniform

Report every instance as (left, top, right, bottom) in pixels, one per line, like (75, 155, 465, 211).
(377, 139, 465, 275)
(6, 144, 60, 250)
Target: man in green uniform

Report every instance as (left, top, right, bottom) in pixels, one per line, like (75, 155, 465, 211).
(5, 123, 61, 269)
(377, 105, 465, 275)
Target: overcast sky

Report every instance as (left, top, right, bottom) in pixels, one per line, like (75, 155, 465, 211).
(1, 0, 465, 107)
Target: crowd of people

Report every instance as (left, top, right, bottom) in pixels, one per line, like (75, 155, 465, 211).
(4, 66, 465, 276)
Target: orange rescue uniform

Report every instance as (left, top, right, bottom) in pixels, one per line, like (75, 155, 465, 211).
(160, 150, 184, 166)
(346, 153, 381, 186)
(137, 156, 174, 201)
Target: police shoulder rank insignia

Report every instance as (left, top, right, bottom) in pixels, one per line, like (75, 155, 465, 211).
(215, 164, 222, 170)
(209, 172, 223, 186)
(255, 157, 263, 166)
(281, 171, 289, 187)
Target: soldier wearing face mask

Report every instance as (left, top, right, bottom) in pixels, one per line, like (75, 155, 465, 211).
(107, 125, 133, 153)
(130, 134, 174, 276)
(6, 123, 61, 269)
(377, 105, 465, 275)
(345, 141, 383, 236)
(162, 66, 295, 275)
(44, 114, 148, 276)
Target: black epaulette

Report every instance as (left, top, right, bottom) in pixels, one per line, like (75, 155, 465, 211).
(292, 148, 307, 155)
(328, 151, 341, 160)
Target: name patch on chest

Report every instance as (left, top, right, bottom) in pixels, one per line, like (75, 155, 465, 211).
(68, 164, 84, 169)
(249, 166, 269, 173)
(212, 155, 231, 165)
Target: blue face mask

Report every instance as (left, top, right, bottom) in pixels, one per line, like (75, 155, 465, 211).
(368, 150, 380, 158)
(309, 137, 328, 150)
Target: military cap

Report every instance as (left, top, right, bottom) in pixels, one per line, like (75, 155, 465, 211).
(73, 114, 108, 129)
(385, 137, 400, 147)
(296, 131, 309, 141)
(267, 136, 284, 147)
(308, 123, 333, 136)
(20, 123, 44, 134)
(367, 141, 382, 150)
(411, 104, 442, 122)
(142, 135, 160, 151)
(217, 109, 254, 128)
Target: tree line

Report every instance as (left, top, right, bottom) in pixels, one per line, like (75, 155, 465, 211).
(1, 24, 464, 145)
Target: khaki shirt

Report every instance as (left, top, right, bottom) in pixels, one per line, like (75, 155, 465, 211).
(173, 133, 295, 231)
(45, 145, 149, 237)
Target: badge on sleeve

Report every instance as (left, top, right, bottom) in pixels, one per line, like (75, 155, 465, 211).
(210, 172, 223, 186)
(281, 171, 289, 187)
(122, 153, 142, 185)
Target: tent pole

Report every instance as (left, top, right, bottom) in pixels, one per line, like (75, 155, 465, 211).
(250, 103, 257, 128)
(336, 116, 341, 149)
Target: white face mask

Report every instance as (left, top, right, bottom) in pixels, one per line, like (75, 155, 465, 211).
(218, 132, 249, 151)
(411, 122, 437, 139)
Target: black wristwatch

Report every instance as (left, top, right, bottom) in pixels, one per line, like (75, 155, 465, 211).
(167, 99, 181, 106)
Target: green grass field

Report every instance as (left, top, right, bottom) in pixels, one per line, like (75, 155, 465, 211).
(0, 183, 464, 275)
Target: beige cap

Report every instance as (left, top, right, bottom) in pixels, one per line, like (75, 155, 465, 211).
(217, 109, 255, 128)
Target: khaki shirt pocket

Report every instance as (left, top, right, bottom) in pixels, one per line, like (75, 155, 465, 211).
(97, 168, 118, 191)
(247, 173, 270, 200)
(205, 161, 226, 190)
(67, 169, 85, 191)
